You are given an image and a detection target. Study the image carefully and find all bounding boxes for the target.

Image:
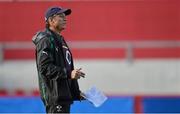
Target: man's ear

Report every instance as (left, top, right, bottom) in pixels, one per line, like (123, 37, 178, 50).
(48, 17, 54, 25)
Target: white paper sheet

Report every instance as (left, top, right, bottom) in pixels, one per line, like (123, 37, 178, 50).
(83, 86, 108, 107)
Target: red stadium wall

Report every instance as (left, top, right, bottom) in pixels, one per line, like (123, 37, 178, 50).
(0, 0, 179, 42)
(0, 1, 179, 59)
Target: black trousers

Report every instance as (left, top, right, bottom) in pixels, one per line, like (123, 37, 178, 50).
(46, 104, 71, 114)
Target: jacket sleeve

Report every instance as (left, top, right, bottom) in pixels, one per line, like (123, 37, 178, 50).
(36, 37, 67, 79)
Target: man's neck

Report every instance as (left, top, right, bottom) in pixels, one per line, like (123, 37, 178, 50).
(49, 27, 62, 36)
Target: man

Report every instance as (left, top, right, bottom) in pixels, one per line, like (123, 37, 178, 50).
(32, 6, 85, 113)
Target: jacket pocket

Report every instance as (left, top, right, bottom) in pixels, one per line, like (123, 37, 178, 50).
(51, 77, 72, 101)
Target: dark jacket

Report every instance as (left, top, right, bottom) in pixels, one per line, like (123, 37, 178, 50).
(32, 29, 81, 106)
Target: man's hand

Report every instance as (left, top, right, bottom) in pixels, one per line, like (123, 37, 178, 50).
(80, 92, 86, 101)
(71, 68, 85, 79)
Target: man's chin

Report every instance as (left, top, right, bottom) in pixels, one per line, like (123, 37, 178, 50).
(61, 27, 65, 31)
(57, 27, 65, 32)
(62, 25, 66, 29)
(60, 26, 66, 30)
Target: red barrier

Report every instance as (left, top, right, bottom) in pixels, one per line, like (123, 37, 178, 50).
(134, 47, 180, 58)
(4, 49, 35, 60)
(14, 89, 25, 96)
(0, 89, 8, 96)
(134, 96, 143, 113)
(3, 47, 179, 59)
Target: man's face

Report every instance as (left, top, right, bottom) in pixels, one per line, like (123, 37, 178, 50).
(49, 13, 67, 31)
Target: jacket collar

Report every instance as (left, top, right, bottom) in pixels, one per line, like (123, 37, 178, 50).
(45, 28, 63, 38)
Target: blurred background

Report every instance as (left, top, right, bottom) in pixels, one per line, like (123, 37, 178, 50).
(0, 0, 180, 113)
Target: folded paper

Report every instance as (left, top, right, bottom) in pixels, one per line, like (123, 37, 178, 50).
(83, 86, 108, 107)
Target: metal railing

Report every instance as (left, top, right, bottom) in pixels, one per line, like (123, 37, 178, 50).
(0, 40, 180, 63)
